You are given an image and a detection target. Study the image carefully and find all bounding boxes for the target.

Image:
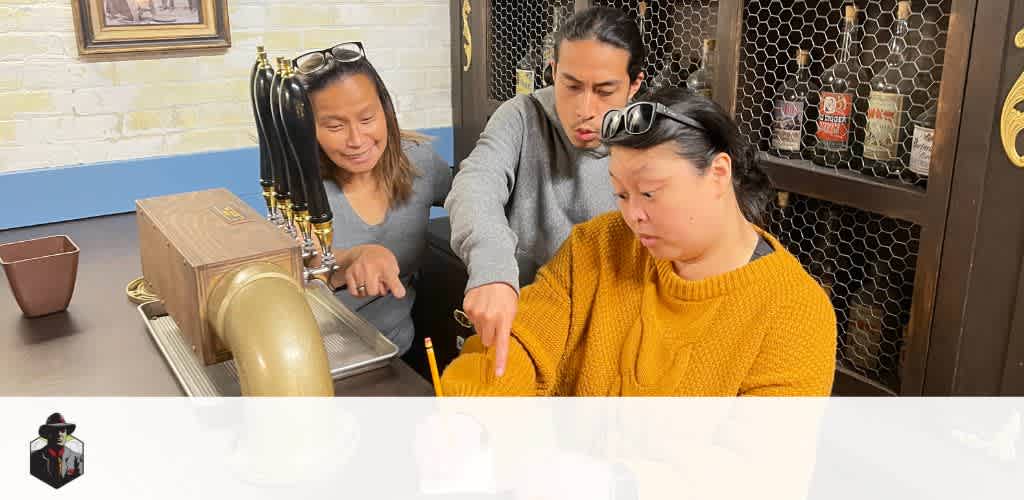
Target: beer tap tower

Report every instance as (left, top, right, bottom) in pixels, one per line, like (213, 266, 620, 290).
(131, 46, 401, 397)
(253, 50, 339, 283)
(278, 62, 337, 279)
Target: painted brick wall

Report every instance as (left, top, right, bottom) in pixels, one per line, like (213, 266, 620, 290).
(0, 0, 452, 173)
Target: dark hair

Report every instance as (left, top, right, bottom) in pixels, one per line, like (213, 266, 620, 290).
(299, 52, 426, 206)
(554, 6, 645, 82)
(603, 86, 773, 224)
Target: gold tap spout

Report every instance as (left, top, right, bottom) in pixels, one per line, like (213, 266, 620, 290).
(206, 262, 333, 396)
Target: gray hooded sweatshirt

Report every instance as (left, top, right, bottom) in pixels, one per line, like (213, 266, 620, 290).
(444, 86, 618, 292)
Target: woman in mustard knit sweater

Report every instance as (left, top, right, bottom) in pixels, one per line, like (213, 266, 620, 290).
(441, 87, 837, 396)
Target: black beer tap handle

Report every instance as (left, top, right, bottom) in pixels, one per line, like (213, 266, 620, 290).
(252, 47, 275, 190)
(269, 58, 291, 201)
(278, 63, 310, 213)
(280, 65, 333, 225)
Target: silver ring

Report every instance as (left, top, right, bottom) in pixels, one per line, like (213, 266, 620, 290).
(357, 284, 367, 293)
(453, 309, 475, 330)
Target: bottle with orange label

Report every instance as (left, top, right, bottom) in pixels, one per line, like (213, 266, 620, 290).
(811, 4, 863, 170)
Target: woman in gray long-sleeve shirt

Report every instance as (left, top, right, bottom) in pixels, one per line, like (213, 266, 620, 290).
(298, 42, 452, 355)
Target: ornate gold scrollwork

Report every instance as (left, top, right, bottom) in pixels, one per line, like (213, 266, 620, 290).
(1000, 28, 1024, 167)
(462, 0, 472, 72)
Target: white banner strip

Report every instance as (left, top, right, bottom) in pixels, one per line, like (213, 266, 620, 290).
(2, 398, 1020, 499)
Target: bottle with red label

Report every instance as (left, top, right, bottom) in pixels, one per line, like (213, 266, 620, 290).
(863, 1, 913, 178)
(770, 49, 811, 160)
(812, 4, 864, 170)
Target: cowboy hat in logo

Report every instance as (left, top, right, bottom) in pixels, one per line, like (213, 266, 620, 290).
(29, 412, 84, 489)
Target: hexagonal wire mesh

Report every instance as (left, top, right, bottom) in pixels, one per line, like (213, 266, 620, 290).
(768, 193, 920, 390)
(488, 0, 577, 101)
(737, 0, 950, 188)
(595, 0, 720, 95)
(483, 0, 933, 390)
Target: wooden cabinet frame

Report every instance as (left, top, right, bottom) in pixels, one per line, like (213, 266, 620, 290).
(448, 0, 1023, 395)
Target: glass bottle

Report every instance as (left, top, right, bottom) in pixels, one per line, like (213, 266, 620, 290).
(813, 4, 862, 169)
(541, 5, 568, 87)
(907, 100, 937, 186)
(649, 47, 686, 91)
(687, 38, 716, 98)
(843, 219, 913, 385)
(635, 1, 650, 89)
(844, 258, 888, 375)
(863, 0, 912, 178)
(515, 42, 543, 95)
(771, 48, 811, 160)
(648, 8, 694, 91)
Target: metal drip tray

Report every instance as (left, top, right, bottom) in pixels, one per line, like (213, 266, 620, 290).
(138, 279, 398, 396)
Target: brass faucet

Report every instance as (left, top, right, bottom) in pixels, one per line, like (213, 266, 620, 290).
(206, 262, 333, 396)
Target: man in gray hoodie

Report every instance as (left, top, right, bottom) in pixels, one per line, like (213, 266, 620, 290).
(445, 7, 646, 376)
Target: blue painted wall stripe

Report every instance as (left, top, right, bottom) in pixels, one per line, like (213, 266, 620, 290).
(1, 127, 452, 230)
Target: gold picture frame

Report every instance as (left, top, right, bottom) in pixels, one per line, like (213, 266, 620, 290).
(71, 0, 231, 55)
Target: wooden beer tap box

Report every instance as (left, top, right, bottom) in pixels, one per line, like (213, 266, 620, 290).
(136, 188, 303, 365)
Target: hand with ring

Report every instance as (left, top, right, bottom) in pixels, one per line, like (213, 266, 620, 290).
(342, 244, 406, 299)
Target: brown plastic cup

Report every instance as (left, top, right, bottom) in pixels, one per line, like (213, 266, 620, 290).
(0, 235, 80, 318)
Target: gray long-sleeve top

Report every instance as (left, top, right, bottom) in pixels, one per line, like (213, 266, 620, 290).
(325, 139, 452, 355)
(444, 86, 618, 292)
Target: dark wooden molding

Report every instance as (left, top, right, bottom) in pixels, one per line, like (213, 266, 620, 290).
(833, 366, 899, 396)
(899, 0, 980, 395)
(926, 0, 1024, 395)
(715, 0, 744, 115)
(450, 0, 465, 164)
(759, 154, 926, 224)
(447, 0, 1021, 395)
(1001, 251, 1024, 395)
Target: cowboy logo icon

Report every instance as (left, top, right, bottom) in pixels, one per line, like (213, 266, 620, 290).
(29, 413, 84, 489)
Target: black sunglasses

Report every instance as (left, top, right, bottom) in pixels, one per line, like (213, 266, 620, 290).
(293, 41, 365, 75)
(601, 101, 706, 141)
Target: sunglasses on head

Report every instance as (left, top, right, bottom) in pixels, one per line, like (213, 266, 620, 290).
(293, 41, 366, 75)
(600, 101, 706, 141)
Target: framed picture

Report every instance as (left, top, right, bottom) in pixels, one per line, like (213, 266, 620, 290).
(71, 0, 231, 55)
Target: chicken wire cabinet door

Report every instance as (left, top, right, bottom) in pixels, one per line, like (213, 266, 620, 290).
(768, 193, 919, 393)
(451, 1, 593, 168)
(447, 0, 1003, 394)
(927, 0, 1024, 395)
(733, 0, 976, 395)
(594, 1, 722, 97)
(737, 0, 951, 189)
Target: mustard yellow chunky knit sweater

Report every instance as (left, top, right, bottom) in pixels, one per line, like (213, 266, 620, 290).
(441, 212, 837, 396)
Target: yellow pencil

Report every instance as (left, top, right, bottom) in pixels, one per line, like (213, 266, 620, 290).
(425, 337, 443, 397)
